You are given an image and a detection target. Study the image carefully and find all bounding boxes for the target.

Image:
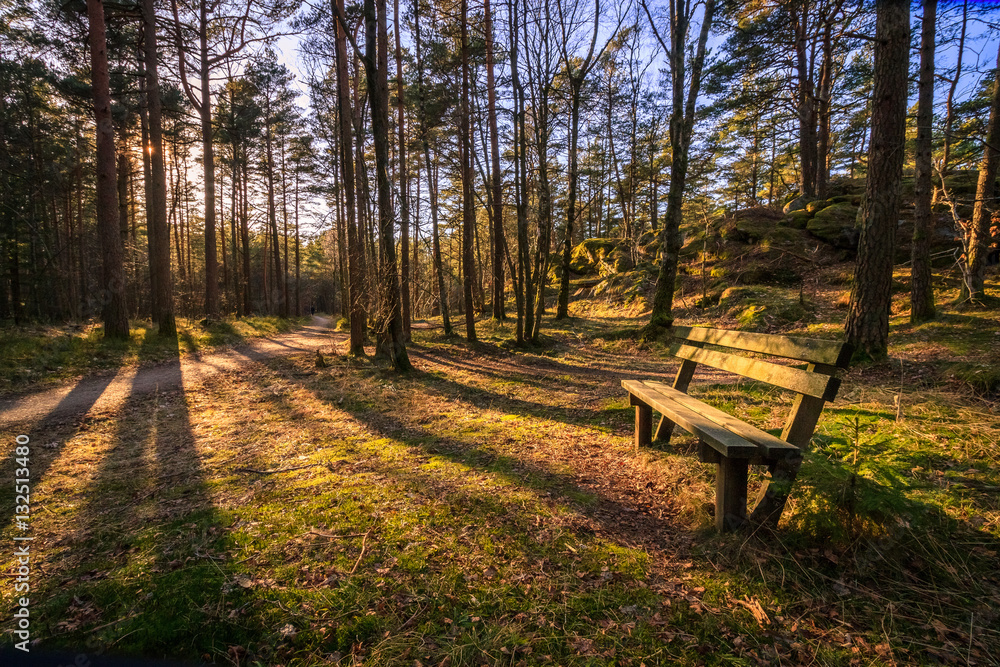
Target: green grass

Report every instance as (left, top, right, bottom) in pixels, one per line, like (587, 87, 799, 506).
(2, 293, 1000, 664)
(0, 315, 307, 395)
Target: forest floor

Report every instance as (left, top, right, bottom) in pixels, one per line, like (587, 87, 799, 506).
(1, 301, 999, 666)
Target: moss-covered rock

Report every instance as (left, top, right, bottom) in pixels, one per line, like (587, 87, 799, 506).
(783, 196, 812, 214)
(805, 199, 826, 214)
(592, 269, 648, 302)
(721, 207, 800, 245)
(736, 263, 802, 286)
(807, 203, 860, 249)
(719, 285, 813, 331)
(782, 210, 812, 229)
(568, 238, 624, 275)
(827, 194, 862, 206)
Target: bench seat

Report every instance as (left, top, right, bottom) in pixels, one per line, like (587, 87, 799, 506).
(622, 326, 852, 533)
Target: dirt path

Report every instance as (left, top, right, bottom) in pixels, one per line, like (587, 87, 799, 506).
(0, 316, 344, 425)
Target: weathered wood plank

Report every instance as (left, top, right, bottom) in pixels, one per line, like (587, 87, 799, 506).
(655, 357, 700, 442)
(672, 325, 853, 368)
(717, 457, 749, 532)
(669, 343, 841, 401)
(633, 399, 652, 449)
(622, 381, 758, 458)
(641, 381, 799, 458)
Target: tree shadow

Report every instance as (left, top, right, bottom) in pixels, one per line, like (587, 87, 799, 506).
(0, 370, 125, 538)
(34, 334, 265, 661)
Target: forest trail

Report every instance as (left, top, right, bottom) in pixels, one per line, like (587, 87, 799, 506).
(0, 315, 343, 425)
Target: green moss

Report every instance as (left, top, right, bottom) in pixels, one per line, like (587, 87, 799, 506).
(719, 285, 813, 330)
(805, 199, 826, 214)
(782, 210, 812, 229)
(807, 203, 860, 248)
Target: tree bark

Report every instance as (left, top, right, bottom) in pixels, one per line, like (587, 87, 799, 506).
(964, 41, 1000, 301)
(365, 0, 411, 369)
(644, 0, 716, 331)
(142, 0, 176, 337)
(911, 0, 937, 322)
(414, 0, 451, 334)
(265, 118, 286, 317)
(334, 0, 367, 354)
(845, 0, 910, 359)
(394, 0, 411, 338)
(485, 0, 505, 320)
(198, 0, 220, 317)
(460, 0, 477, 342)
(86, 0, 129, 339)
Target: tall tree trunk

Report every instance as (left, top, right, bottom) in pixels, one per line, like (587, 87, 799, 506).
(86, 0, 129, 339)
(644, 0, 715, 330)
(365, 0, 411, 369)
(512, 0, 532, 343)
(964, 41, 1000, 301)
(845, 0, 910, 359)
(815, 17, 833, 200)
(460, 0, 477, 342)
(265, 121, 286, 317)
(333, 0, 367, 355)
(794, 0, 817, 200)
(414, 0, 451, 334)
(198, 0, 220, 317)
(394, 0, 411, 339)
(294, 165, 301, 315)
(557, 89, 582, 319)
(142, 0, 176, 337)
(485, 0, 505, 320)
(911, 0, 937, 322)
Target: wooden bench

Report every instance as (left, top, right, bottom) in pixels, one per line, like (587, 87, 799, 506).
(622, 326, 852, 532)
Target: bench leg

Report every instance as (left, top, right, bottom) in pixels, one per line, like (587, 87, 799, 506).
(749, 453, 802, 527)
(633, 402, 652, 450)
(654, 415, 676, 443)
(716, 457, 749, 532)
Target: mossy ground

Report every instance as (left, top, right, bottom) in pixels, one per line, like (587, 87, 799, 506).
(2, 295, 999, 665)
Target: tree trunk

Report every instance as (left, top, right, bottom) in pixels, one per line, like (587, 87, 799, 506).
(939, 0, 967, 184)
(415, 0, 451, 334)
(911, 0, 937, 322)
(815, 17, 833, 200)
(964, 41, 1000, 301)
(86, 0, 129, 339)
(845, 0, 910, 359)
(794, 1, 817, 200)
(645, 0, 715, 330)
(265, 121, 286, 317)
(557, 88, 582, 319)
(485, 0, 505, 320)
(394, 0, 411, 338)
(199, 0, 219, 318)
(365, 0, 411, 369)
(142, 0, 176, 337)
(460, 0, 477, 342)
(334, 0, 367, 354)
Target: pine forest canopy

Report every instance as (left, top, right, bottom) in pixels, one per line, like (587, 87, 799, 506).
(1, 0, 999, 359)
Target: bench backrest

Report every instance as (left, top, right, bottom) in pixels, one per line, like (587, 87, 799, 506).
(669, 325, 853, 448)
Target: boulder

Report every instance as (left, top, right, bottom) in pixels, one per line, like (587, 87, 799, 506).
(783, 210, 812, 229)
(807, 203, 860, 249)
(568, 238, 620, 275)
